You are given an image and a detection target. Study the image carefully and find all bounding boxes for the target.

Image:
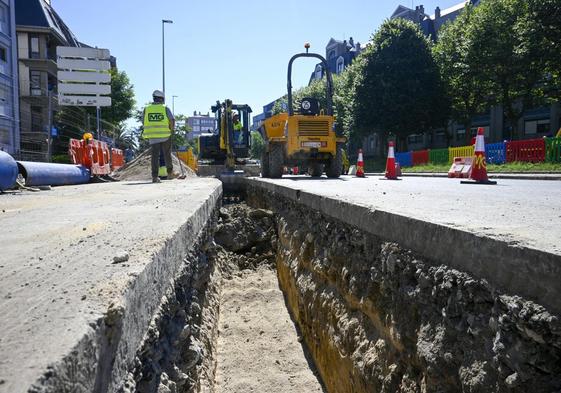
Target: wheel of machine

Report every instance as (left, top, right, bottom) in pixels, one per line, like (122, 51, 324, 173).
(325, 144, 344, 178)
(269, 144, 284, 178)
(260, 150, 270, 177)
(308, 162, 324, 177)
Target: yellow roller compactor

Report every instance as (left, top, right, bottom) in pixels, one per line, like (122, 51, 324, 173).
(260, 45, 346, 178)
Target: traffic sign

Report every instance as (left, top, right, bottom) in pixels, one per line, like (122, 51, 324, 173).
(57, 46, 111, 107)
(58, 96, 112, 107)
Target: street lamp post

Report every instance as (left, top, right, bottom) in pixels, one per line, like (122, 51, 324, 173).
(162, 19, 173, 100)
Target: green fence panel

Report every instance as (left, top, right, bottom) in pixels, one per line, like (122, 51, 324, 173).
(429, 148, 449, 164)
(545, 137, 561, 163)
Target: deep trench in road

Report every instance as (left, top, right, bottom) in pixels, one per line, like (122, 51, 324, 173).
(125, 194, 561, 393)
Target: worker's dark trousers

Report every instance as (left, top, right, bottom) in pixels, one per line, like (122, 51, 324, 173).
(151, 138, 173, 178)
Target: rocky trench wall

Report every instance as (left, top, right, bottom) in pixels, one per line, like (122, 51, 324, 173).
(247, 188, 561, 393)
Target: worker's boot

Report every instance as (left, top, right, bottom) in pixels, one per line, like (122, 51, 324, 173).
(167, 171, 180, 180)
(152, 177, 161, 183)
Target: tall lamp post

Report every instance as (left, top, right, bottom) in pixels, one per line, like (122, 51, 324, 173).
(162, 19, 173, 100)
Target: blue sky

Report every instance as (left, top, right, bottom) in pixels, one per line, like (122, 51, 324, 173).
(52, 0, 464, 124)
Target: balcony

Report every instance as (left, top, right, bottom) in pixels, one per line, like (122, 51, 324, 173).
(20, 57, 58, 76)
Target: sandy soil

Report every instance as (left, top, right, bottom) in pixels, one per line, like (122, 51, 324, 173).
(214, 265, 324, 393)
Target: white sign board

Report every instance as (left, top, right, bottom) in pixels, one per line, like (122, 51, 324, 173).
(57, 46, 112, 107)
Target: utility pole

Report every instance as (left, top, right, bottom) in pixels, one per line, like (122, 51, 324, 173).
(162, 19, 173, 100)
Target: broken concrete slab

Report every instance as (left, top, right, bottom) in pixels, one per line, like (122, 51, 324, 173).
(0, 179, 221, 392)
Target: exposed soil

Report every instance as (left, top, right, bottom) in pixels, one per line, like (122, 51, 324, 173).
(112, 149, 196, 181)
(212, 203, 324, 393)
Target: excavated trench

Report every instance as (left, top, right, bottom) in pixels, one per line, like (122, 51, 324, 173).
(118, 189, 561, 393)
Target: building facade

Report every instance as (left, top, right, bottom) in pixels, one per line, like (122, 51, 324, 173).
(0, 0, 19, 155)
(310, 37, 362, 83)
(16, 0, 81, 160)
(187, 111, 216, 140)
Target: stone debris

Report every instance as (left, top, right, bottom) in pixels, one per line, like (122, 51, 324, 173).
(112, 251, 129, 264)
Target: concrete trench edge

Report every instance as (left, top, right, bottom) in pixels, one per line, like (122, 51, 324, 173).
(28, 185, 223, 393)
(245, 178, 561, 315)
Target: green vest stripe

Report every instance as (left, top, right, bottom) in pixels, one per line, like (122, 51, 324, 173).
(143, 104, 171, 139)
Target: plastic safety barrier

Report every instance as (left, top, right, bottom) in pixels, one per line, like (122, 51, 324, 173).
(176, 148, 198, 172)
(545, 137, 561, 163)
(449, 145, 474, 164)
(485, 142, 506, 164)
(412, 150, 429, 166)
(111, 148, 125, 170)
(429, 148, 449, 164)
(506, 138, 545, 163)
(448, 157, 473, 178)
(68, 138, 111, 175)
(395, 151, 412, 167)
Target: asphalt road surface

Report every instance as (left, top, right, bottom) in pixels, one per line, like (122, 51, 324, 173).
(255, 175, 561, 256)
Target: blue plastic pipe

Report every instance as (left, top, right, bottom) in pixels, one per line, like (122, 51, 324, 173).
(16, 161, 90, 187)
(0, 151, 18, 191)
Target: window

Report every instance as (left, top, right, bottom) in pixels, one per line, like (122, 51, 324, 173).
(314, 64, 323, 80)
(30, 70, 42, 96)
(31, 106, 42, 131)
(0, 47, 6, 62)
(525, 119, 550, 135)
(328, 50, 336, 60)
(0, 5, 7, 34)
(0, 85, 8, 116)
(436, 131, 447, 143)
(336, 56, 345, 74)
(408, 134, 423, 144)
(30, 36, 40, 59)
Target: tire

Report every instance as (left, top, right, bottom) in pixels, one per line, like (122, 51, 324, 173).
(269, 144, 284, 178)
(308, 162, 323, 177)
(325, 144, 343, 178)
(260, 150, 270, 177)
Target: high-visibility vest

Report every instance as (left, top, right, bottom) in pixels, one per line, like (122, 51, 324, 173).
(233, 121, 242, 131)
(143, 104, 171, 139)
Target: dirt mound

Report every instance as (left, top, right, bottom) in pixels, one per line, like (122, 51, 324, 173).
(112, 149, 196, 181)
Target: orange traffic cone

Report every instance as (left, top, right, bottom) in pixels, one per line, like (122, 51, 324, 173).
(356, 149, 365, 177)
(461, 127, 497, 185)
(384, 141, 399, 180)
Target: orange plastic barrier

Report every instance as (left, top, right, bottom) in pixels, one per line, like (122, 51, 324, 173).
(68, 138, 111, 175)
(111, 148, 125, 170)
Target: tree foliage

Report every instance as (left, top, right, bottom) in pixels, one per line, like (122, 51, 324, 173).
(103, 69, 136, 126)
(434, 5, 488, 144)
(250, 131, 264, 159)
(352, 18, 449, 149)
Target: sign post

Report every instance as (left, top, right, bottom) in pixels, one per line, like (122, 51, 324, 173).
(57, 47, 112, 140)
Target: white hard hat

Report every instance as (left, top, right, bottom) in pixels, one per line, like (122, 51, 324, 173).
(152, 90, 165, 98)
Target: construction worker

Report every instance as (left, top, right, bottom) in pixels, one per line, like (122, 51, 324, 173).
(233, 113, 243, 146)
(142, 90, 176, 183)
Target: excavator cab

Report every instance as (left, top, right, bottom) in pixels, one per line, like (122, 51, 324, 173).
(198, 100, 252, 167)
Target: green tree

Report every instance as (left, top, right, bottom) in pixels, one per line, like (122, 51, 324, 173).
(434, 5, 487, 144)
(352, 18, 449, 150)
(103, 69, 136, 126)
(250, 131, 264, 159)
(468, 0, 546, 139)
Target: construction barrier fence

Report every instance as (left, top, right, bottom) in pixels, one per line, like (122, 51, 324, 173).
(449, 145, 475, 164)
(506, 138, 545, 163)
(429, 148, 449, 164)
(545, 137, 561, 163)
(392, 137, 559, 169)
(395, 152, 413, 167)
(485, 142, 506, 164)
(412, 150, 429, 166)
(176, 148, 198, 172)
